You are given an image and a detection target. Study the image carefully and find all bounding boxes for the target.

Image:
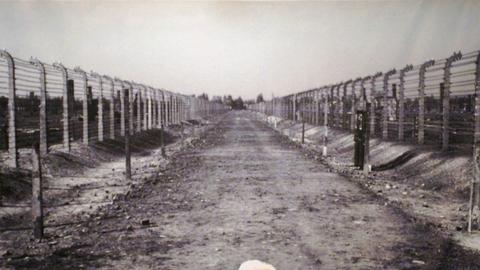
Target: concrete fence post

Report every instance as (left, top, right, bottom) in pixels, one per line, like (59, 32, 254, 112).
(136, 84, 142, 132)
(32, 59, 48, 156)
(382, 69, 397, 139)
(335, 83, 342, 128)
(418, 60, 435, 145)
(293, 94, 297, 122)
(342, 80, 352, 129)
(370, 73, 382, 135)
(399, 65, 413, 141)
(54, 63, 70, 151)
(124, 89, 131, 181)
(104, 76, 115, 140)
(75, 68, 89, 144)
(323, 89, 329, 156)
(117, 78, 126, 136)
(351, 78, 362, 131)
(442, 52, 462, 151)
(469, 52, 480, 232)
(91, 73, 104, 142)
(1, 50, 18, 168)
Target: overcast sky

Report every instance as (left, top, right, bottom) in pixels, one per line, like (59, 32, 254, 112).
(0, 1, 479, 100)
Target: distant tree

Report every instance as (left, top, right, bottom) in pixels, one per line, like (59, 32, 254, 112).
(232, 97, 245, 110)
(256, 94, 264, 103)
(198, 93, 209, 100)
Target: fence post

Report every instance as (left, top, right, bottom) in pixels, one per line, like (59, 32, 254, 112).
(370, 73, 382, 136)
(136, 85, 142, 132)
(128, 82, 134, 135)
(32, 59, 48, 156)
(364, 102, 371, 175)
(53, 63, 70, 151)
(293, 94, 297, 121)
(342, 80, 352, 129)
(117, 79, 126, 136)
(75, 68, 89, 144)
(323, 89, 329, 156)
(351, 78, 362, 131)
(469, 52, 480, 232)
(1, 51, 18, 168)
(31, 143, 43, 239)
(91, 73, 104, 142)
(382, 69, 396, 139)
(104, 76, 115, 140)
(442, 52, 462, 151)
(335, 83, 342, 128)
(124, 88, 131, 181)
(399, 65, 413, 141)
(418, 60, 435, 145)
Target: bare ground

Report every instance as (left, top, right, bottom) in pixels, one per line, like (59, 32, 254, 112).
(1, 111, 479, 269)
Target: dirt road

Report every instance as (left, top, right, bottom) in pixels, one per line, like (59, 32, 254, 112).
(6, 111, 445, 269)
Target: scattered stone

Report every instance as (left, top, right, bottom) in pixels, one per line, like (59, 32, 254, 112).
(412, 260, 425, 265)
(141, 219, 150, 226)
(127, 225, 133, 231)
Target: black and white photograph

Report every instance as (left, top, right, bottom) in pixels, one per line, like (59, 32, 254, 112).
(0, 1, 480, 269)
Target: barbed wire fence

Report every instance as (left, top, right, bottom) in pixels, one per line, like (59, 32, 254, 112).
(0, 50, 228, 238)
(248, 49, 480, 232)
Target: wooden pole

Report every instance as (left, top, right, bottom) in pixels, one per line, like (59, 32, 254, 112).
(1, 51, 18, 168)
(124, 88, 131, 181)
(31, 143, 43, 239)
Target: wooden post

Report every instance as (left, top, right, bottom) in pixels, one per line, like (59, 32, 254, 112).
(442, 52, 461, 151)
(124, 89, 131, 181)
(32, 59, 48, 156)
(1, 51, 18, 168)
(383, 69, 396, 139)
(399, 65, 413, 141)
(469, 52, 480, 232)
(418, 60, 435, 145)
(323, 90, 328, 156)
(31, 144, 43, 239)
